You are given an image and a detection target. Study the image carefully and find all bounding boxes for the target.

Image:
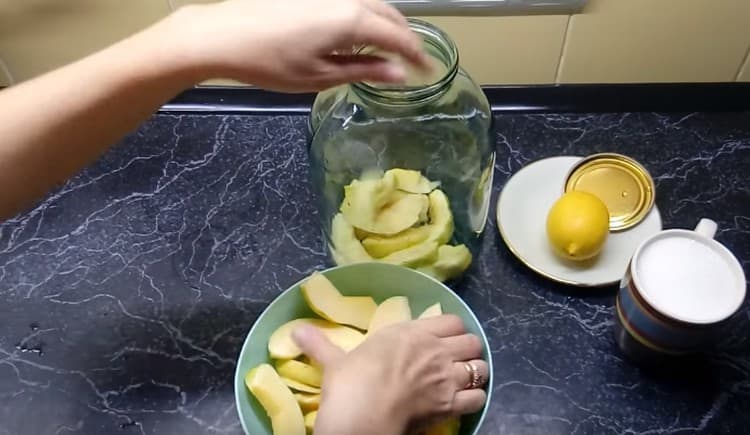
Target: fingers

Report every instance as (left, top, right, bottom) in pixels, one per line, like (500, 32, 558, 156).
(292, 324, 345, 367)
(324, 54, 406, 84)
(352, 13, 428, 68)
(414, 314, 466, 338)
(361, 0, 409, 28)
(452, 388, 487, 416)
(451, 359, 489, 390)
(441, 333, 483, 361)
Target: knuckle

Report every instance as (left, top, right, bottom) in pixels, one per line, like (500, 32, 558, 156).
(442, 314, 464, 331)
(434, 349, 450, 365)
(437, 399, 453, 415)
(467, 334, 482, 354)
(407, 331, 429, 349)
(396, 329, 418, 349)
(436, 367, 452, 384)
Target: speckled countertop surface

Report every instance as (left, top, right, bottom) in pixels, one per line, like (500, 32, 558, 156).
(1, 112, 748, 434)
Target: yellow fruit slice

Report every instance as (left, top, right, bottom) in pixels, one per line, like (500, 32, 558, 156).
(275, 359, 323, 388)
(301, 272, 376, 330)
(282, 377, 321, 394)
(546, 191, 609, 261)
(304, 411, 317, 434)
(418, 302, 443, 319)
(416, 193, 430, 224)
(425, 190, 454, 245)
(294, 393, 321, 413)
(299, 355, 321, 370)
(362, 225, 431, 258)
(381, 241, 439, 268)
(372, 192, 428, 235)
(339, 176, 395, 232)
(353, 227, 371, 240)
(386, 168, 440, 194)
(423, 417, 460, 435)
(418, 244, 472, 282)
(360, 189, 454, 259)
(330, 213, 372, 265)
(368, 296, 412, 333)
(245, 364, 305, 435)
(268, 318, 365, 360)
(340, 176, 426, 235)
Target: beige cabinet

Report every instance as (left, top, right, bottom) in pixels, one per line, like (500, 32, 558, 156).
(0, 0, 749, 85)
(739, 56, 750, 82)
(0, 58, 10, 86)
(418, 16, 569, 85)
(559, 0, 750, 83)
(0, 0, 170, 84)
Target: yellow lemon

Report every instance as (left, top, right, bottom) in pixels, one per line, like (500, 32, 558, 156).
(546, 191, 610, 261)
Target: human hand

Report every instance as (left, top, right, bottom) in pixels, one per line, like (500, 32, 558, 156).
(159, 0, 429, 92)
(292, 315, 489, 435)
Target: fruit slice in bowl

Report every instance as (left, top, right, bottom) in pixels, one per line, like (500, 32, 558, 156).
(234, 262, 492, 435)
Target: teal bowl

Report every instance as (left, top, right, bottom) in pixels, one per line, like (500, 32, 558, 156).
(234, 262, 493, 435)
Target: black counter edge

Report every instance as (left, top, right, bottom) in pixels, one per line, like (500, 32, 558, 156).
(157, 83, 750, 114)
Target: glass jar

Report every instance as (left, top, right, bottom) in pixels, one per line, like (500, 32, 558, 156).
(308, 19, 494, 281)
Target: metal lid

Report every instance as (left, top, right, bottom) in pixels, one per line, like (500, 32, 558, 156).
(564, 153, 655, 232)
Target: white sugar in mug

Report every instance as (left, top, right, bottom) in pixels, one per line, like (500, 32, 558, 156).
(614, 218, 746, 359)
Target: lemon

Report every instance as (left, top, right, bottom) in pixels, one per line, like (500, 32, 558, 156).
(546, 191, 610, 261)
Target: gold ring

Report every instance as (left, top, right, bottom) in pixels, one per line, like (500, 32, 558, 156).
(463, 362, 483, 389)
(331, 45, 362, 56)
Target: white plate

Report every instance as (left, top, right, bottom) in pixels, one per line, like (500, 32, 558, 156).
(496, 156, 662, 287)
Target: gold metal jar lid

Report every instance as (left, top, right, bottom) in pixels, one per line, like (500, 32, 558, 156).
(564, 153, 655, 232)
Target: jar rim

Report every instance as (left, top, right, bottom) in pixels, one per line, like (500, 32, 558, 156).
(352, 18, 459, 104)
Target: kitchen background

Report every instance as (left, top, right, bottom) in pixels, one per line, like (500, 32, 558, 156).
(0, 0, 749, 88)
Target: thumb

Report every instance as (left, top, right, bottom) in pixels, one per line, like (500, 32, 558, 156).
(292, 324, 345, 368)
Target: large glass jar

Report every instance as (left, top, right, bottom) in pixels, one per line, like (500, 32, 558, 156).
(308, 19, 494, 281)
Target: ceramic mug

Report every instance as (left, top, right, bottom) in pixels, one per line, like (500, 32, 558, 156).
(614, 218, 746, 360)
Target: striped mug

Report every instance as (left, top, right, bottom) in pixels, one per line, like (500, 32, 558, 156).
(614, 219, 746, 360)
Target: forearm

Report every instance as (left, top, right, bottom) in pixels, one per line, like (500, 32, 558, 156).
(0, 0, 424, 220)
(0, 17, 196, 220)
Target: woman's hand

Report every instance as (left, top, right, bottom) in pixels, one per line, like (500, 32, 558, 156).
(160, 0, 429, 91)
(0, 0, 429, 219)
(292, 315, 489, 435)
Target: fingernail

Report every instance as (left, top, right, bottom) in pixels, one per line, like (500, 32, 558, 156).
(383, 62, 406, 82)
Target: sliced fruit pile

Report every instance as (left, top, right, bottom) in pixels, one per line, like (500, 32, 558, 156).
(330, 168, 472, 281)
(245, 272, 461, 435)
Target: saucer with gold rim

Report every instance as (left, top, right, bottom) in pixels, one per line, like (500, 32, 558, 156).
(496, 156, 663, 287)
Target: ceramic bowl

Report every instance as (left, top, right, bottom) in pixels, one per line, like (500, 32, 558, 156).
(234, 262, 492, 435)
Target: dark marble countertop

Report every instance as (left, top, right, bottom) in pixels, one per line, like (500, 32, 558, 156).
(1, 111, 748, 435)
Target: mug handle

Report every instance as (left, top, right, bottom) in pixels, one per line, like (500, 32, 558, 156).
(695, 218, 718, 239)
